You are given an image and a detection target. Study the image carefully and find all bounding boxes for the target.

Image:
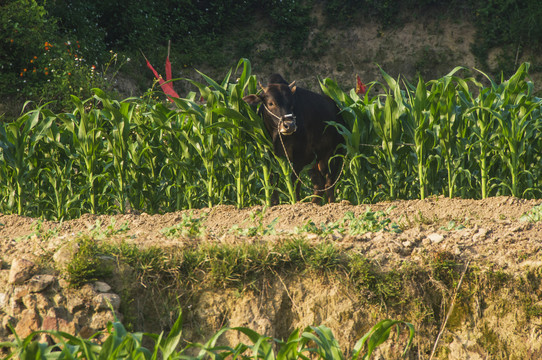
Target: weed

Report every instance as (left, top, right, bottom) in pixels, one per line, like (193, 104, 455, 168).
(308, 242, 343, 272)
(295, 219, 342, 237)
(429, 251, 460, 288)
(229, 210, 278, 236)
(161, 212, 206, 238)
(440, 220, 466, 231)
(14, 220, 60, 242)
(343, 208, 402, 235)
(520, 204, 542, 222)
(64, 236, 113, 287)
(90, 219, 130, 239)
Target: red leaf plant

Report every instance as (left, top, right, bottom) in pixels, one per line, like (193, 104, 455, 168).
(141, 40, 180, 102)
(355, 74, 367, 95)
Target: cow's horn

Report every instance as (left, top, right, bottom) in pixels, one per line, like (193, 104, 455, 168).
(258, 81, 265, 91)
(289, 81, 297, 94)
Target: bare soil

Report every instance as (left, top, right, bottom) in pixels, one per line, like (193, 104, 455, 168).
(2, 197, 542, 358)
(1, 196, 541, 271)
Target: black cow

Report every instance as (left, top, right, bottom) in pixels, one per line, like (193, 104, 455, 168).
(243, 74, 345, 204)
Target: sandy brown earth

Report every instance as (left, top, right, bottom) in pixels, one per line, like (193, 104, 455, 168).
(1, 196, 541, 271)
(2, 196, 542, 359)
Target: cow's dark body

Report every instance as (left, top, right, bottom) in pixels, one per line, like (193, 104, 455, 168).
(244, 74, 345, 203)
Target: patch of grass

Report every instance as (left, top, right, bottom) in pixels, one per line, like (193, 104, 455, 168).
(342, 208, 402, 235)
(440, 220, 466, 231)
(90, 219, 130, 239)
(161, 212, 207, 238)
(347, 254, 404, 304)
(64, 236, 113, 287)
(429, 250, 461, 288)
(309, 242, 343, 273)
(229, 210, 278, 237)
(294, 208, 401, 238)
(14, 220, 60, 242)
(520, 204, 542, 222)
(295, 219, 342, 236)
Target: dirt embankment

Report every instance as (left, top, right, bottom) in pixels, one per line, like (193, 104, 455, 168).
(1, 196, 542, 358)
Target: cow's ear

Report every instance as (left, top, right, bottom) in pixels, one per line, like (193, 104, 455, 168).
(289, 81, 297, 94)
(243, 94, 261, 104)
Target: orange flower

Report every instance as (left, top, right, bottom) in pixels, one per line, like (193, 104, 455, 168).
(23, 68, 27, 72)
(30, 59, 34, 63)
(44, 71, 49, 75)
(33, 68, 36, 73)
(33, 56, 37, 59)
(68, 72, 71, 76)
(20, 72, 23, 77)
(10, 39, 14, 43)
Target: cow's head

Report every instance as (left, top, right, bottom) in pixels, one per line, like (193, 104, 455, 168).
(243, 81, 298, 135)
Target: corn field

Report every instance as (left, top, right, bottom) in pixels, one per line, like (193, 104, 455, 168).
(1, 59, 542, 220)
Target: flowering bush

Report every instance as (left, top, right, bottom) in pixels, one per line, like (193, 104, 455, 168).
(22, 40, 102, 100)
(0, 0, 126, 113)
(12, 37, 128, 111)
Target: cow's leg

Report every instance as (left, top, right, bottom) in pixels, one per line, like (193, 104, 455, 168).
(309, 162, 326, 204)
(270, 173, 280, 206)
(291, 164, 304, 202)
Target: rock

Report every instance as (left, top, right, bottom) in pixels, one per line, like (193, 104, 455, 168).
(14, 309, 40, 338)
(90, 310, 116, 330)
(53, 243, 79, 268)
(22, 293, 51, 311)
(79, 325, 95, 339)
(8, 259, 35, 284)
(13, 287, 29, 302)
(0, 292, 7, 310)
(1, 315, 14, 337)
(94, 281, 112, 293)
(93, 293, 121, 311)
(67, 295, 86, 313)
(53, 293, 66, 306)
(427, 233, 444, 244)
(402, 240, 413, 248)
(473, 228, 489, 242)
(27, 274, 56, 293)
(41, 310, 76, 334)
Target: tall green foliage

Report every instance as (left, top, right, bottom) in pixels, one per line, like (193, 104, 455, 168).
(1, 61, 542, 219)
(1, 310, 415, 360)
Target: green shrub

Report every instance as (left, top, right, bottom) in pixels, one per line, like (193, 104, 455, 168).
(64, 236, 113, 287)
(0, 0, 57, 97)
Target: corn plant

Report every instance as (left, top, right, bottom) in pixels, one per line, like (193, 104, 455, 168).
(1, 308, 415, 360)
(2, 61, 542, 218)
(94, 88, 138, 213)
(320, 77, 377, 204)
(488, 63, 542, 197)
(366, 69, 407, 200)
(0, 102, 55, 215)
(425, 67, 473, 198)
(58, 95, 106, 214)
(403, 75, 434, 199)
